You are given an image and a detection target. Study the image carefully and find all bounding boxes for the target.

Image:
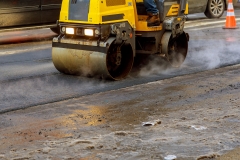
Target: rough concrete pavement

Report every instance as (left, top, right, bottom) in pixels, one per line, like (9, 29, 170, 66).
(0, 64, 240, 160)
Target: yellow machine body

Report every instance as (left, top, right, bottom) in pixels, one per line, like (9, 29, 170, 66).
(58, 0, 188, 31)
(52, 0, 189, 80)
(59, 0, 136, 26)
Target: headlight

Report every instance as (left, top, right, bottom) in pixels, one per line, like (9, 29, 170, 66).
(66, 28, 74, 34)
(84, 29, 94, 36)
(61, 27, 66, 32)
(95, 29, 100, 35)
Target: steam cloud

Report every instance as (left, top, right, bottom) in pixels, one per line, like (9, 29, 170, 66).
(135, 30, 240, 77)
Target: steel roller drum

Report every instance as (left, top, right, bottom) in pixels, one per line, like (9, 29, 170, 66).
(52, 37, 134, 80)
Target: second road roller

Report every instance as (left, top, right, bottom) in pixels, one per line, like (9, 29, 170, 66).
(52, 0, 189, 80)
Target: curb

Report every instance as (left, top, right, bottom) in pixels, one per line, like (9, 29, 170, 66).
(0, 28, 57, 45)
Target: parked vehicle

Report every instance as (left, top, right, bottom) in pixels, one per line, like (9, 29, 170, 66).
(0, 0, 61, 32)
(188, 0, 227, 18)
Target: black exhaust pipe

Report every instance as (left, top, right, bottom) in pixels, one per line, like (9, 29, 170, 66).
(179, 0, 187, 15)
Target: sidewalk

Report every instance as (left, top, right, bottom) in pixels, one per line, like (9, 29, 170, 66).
(0, 28, 57, 45)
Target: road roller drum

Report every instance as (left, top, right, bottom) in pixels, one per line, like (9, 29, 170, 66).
(52, 37, 134, 80)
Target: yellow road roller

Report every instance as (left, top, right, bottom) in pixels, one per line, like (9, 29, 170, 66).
(52, 0, 189, 80)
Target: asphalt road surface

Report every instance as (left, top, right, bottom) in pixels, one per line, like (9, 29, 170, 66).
(0, 11, 240, 113)
(0, 11, 240, 159)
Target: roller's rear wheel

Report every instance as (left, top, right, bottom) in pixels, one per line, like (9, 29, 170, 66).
(161, 32, 188, 67)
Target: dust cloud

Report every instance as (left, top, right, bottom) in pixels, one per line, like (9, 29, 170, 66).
(134, 30, 240, 78)
(133, 55, 172, 77)
(0, 75, 107, 112)
(187, 39, 240, 69)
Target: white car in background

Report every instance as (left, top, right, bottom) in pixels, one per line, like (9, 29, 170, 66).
(188, 0, 227, 18)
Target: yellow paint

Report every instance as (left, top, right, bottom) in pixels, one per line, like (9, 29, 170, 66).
(167, 3, 188, 16)
(185, 3, 189, 14)
(167, 4, 180, 16)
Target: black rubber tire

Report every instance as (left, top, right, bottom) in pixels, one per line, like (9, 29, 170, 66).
(50, 26, 60, 34)
(204, 0, 225, 18)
